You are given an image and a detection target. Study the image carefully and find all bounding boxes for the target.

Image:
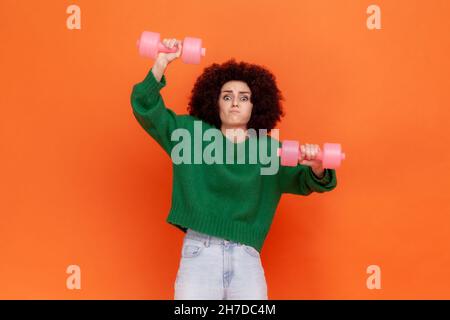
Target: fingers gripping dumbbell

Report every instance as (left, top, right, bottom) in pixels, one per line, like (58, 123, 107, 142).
(276, 140, 346, 169)
(136, 31, 206, 64)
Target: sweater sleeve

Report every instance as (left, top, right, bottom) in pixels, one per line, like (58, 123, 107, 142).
(130, 68, 183, 156)
(278, 164, 337, 195)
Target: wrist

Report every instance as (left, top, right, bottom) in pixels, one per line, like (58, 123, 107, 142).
(151, 60, 167, 82)
(312, 167, 325, 179)
(155, 58, 168, 69)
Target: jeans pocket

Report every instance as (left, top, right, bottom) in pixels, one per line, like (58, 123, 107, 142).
(181, 243, 204, 258)
(243, 244, 260, 258)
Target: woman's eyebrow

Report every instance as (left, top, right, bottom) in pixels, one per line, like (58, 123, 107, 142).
(221, 90, 251, 94)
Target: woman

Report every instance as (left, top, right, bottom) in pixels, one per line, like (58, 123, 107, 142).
(130, 38, 338, 300)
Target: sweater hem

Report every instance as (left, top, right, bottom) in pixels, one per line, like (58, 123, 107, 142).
(165, 201, 268, 253)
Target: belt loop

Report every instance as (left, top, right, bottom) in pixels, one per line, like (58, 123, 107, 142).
(204, 235, 210, 247)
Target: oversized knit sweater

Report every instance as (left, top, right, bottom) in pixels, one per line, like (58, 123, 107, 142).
(130, 68, 337, 252)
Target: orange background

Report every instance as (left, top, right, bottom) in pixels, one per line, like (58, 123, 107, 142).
(1, 0, 449, 299)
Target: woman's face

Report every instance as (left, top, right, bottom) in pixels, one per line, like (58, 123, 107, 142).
(218, 80, 253, 129)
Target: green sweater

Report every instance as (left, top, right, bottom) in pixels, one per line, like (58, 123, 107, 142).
(130, 68, 337, 252)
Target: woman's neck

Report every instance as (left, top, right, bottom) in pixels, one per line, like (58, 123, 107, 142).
(221, 125, 248, 144)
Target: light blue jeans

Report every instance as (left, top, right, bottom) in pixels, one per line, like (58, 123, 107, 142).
(174, 228, 268, 300)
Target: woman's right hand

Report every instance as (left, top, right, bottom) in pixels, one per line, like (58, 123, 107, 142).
(156, 38, 183, 66)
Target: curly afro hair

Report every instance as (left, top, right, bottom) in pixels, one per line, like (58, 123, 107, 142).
(187, 58, 285, 135)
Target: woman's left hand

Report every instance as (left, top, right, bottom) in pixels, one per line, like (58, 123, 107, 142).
(299, 143, 325, 178)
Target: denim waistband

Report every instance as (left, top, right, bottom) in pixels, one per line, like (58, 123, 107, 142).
(185, 228, 243, 248)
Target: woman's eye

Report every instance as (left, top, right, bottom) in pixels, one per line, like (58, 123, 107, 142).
(223, 95, 249, 101)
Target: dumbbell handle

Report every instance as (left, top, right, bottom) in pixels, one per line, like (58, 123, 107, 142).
(305, 149, 323, 161)
(156, 42, 180, 53)
(276, 146, 346, 162)
(298, 149, 346, 161)
(276, 148, 325, 160)
(136, 39, 206, 56)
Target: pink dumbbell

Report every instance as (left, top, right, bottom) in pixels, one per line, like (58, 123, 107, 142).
(276, 140, 346, 169)
(136, 31, 206, 64)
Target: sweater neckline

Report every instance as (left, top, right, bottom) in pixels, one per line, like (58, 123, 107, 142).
(220, 129, 256, 146)
(223, 134, 250, 145)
